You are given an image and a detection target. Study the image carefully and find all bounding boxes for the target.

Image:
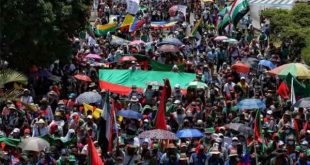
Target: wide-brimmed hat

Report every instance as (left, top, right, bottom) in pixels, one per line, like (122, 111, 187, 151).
(210, 147, 221, 154)
(40, 98, 49, 104)
(130, 96, 139, 102)
(180, 153, 188, 161)
(8, 104, 16, 110)
(229, 149, 238, 157)
(36, 119, 45, 124)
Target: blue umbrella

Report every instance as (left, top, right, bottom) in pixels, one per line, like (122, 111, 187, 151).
(237, 99, 266, 110)
(158, 38, 184, 46)
(117, 109, 143, 119)
(76, 91, 102, 105)
(176, 129, 203, 138)
(259, 60, 276, 69)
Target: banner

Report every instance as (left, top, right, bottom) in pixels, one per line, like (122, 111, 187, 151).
(150, 59, 185, 72)
(99, 69, 196, 95)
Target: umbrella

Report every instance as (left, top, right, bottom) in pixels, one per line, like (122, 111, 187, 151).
(129, 40, 145, 46)
(202, 0, 214, 2)
(85, 54, 102, 60)
(158, 38, 184, 46)
(268, 63, 310, 79)
(237, 99, 266, 110)
(117, 109, 143, 119)
(158, 44, 179, 53)
(176, 129, 204, 138)
(214, 36, 228, 41)
(168, 5, 178, 17)
(111, 35, 129, 46)
(138, 129, 177, 140)
(231, 63, 250, 73)
(223, 38, 238, 44)
(293, 97, 310, 108)
(187, 81, 208, 89)
(77, 91, 102, 105)
(48, 74, 62, 82)
(74, 74, 92, 82)
(225, 123, 253, 136)
(241, 57, 259, 68)
(18, 137, 50, 152)
(259, 60, 276, 69)
(118, 56, 137, 63)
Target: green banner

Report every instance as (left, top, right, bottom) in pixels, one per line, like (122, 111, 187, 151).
(150, 59, 185, 72)
(284, 73, 310, 98)
(99, 69, 196, 89)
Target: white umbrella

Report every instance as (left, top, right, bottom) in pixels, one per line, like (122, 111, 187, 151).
(18, 137, 50, 152)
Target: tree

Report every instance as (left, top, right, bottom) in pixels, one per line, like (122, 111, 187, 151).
(0, 0, 91, 71)
(261, 3, 310, 63)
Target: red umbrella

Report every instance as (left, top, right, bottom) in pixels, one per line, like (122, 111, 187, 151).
(231, 63, 250, 73)
(158, 44, 179, 53)
(169, 5, 178, 17)
(119, 56, 137, 63)
(74, 74, 92, 82)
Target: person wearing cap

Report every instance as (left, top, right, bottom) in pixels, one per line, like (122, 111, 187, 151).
(160, 143, 180, 165)
(128, 85, 142, 101)
(20, 88, 33, 104)
(23, 128, 31, 138)
(208, 144, 225, 165)
(128, 95, 142, 112)
(189, 145, 208, 165)
(56, 149, 70, 165)
(81, 115, 97, 139)
(228, 137, 239, 151)
(9, 128, 20, 139)
(237, 77, 249, 98)
(123, 144, 140, 165)
(172, 84, 183, 102)
(39, 98, 54, 123)
(225, 149, 240, 165)
(31, 118, 48, 137)
(144, 84, 155, 106)
(223, 77, 236, 96)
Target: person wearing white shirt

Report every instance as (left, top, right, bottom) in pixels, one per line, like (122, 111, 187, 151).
(223, 77, 236, 96)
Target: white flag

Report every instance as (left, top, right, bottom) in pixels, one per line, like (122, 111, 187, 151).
(290, 78, 296, 104)
(126, 0, 140, 15)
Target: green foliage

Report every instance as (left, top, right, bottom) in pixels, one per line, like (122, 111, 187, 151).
(302, 36, 310, 66)
(261, 3, 310, 61)
(0, 0, 91, 71)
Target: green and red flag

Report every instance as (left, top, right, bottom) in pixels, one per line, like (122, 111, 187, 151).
(254, 110, 263, 143)
(99, 69, 196, 95)
(229, 0, 249, 26)
(87, 136, 104, 165)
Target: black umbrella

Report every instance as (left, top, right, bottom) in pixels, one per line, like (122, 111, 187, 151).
(241, 57, 258, 68)
(293, 97, 310, 108)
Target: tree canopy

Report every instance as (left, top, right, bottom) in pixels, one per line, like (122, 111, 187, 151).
(261, 3, 310, 65)
(0, 0, 92, 71)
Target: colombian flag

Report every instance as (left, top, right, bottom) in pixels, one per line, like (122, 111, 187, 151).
(95, 23, 117, 36)
(120, 14, 135, 31)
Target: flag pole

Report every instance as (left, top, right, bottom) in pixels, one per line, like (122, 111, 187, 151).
(254, 109, 259, 165)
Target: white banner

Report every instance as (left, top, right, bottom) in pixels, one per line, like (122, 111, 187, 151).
(126, 0, 140, 15)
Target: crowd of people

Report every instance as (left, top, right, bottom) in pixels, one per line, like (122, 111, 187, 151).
(1, 0, 310, 164)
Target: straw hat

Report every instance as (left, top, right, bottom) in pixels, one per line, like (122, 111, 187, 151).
(130, 95, 139, 102)
(8, 104, 16, 110)
(36, 119, 45, 124)
(229, 149, 238, 157)
(210, 147, 221, 155)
